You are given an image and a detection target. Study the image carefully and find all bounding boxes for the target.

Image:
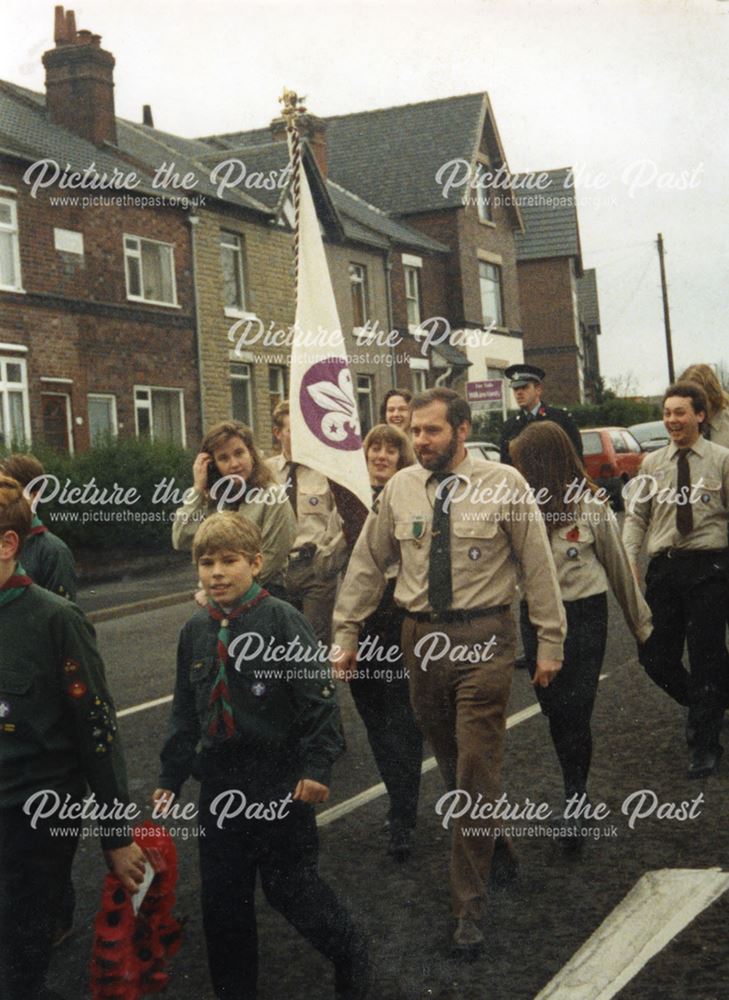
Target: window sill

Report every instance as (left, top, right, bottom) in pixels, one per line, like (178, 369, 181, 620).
(0, 285, 26, 294)
(225, 307, 258, 321)
(126, 295, 181, 309)
(477, 219, 496, 228)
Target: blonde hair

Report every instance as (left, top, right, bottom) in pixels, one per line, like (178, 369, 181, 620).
(0, 475, 32, 544)
(271, 400, 290, 431)
(192, 511, 262, 564)
(677, 364, 729, 421)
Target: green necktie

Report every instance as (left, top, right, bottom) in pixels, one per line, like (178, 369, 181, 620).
(428, 473, 453, 613)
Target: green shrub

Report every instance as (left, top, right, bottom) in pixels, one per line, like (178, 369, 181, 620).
(2, 437, 194, 552)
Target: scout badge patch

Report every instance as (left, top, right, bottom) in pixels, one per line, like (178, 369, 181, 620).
(411, 514, 426, 541)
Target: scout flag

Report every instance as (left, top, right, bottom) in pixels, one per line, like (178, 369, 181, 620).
(285, 103, 372, 514)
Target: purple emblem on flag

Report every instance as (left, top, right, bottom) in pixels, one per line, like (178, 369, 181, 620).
(299, 358, 362, 451)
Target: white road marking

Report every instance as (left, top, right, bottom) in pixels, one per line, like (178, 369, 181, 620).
(534, 867, 729, 999)
(117, 694, 173, 718)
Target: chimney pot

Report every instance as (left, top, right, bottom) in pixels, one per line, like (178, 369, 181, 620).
(77, 29, 93, 43)
(54, 6, 68, 44)
(65, 9, 77, 42)
(143, 105, 154, 127)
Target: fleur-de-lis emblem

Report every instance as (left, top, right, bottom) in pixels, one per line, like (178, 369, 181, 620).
(306, 368, 362, 443)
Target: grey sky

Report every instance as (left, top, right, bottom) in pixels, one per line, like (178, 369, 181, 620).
(3, 0, 727, 396)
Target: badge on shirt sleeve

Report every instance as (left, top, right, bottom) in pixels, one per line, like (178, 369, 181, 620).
(468, 546, 481, 561)
(566, 546, 579, 560)
(412, 515, 426, 540)
(67, 680, 88, 699)
(63, 658, 80, 674)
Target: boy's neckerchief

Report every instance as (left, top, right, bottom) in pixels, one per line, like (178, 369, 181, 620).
(0, 563, 32, 608)
(29, 515, 48, 537)
(206, 581, 269, 740)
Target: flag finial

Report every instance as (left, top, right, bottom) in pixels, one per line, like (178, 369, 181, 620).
(279, 88, 307, 130)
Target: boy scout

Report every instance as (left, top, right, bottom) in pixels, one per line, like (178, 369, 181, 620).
(332, 388, 565, 956)
(155, 512, 368, 1000)
(266, 401, 337, 643)
(623, 381, 729, 779)
(0, 475, 144, 1000)
(499, 364, 583, 463)
(0, 453, 77, 601)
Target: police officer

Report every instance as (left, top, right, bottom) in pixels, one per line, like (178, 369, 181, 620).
(332, 388, 565, 956)
(499, 364, 583, 463)
(266, 401, 338, 645)
(623, 381, 729, 779)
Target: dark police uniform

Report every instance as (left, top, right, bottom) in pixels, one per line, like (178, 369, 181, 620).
(22, 518, 77, 601)
(499, 365, 583, 463)
(158, 591, 362, 1000)
(0, 581, 131, 1000)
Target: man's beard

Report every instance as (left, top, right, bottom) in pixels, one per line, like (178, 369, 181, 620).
(416, 428, 459, 472)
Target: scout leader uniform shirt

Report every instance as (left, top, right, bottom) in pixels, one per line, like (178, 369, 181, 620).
(159, 593, 344, 797)
(265, 454, 334, 551)
(333, 453, 566, 662)
(0, 584, 131, 848)
(547, 497, 652, 643)
(622, 436, 729, 563)
(171, 485, 297, 589)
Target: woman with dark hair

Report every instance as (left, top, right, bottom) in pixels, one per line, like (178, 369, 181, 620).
(379, 388, 413, 433)
(316, 424, 422, 861)
(510, 422, 652, 836)
(172, 420, 297, 598)
(678, 364, 729, 448)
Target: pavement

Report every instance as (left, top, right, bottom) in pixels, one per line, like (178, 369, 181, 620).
(44, 567, 729, 1000)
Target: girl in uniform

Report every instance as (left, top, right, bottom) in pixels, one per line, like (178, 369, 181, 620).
(510, 422, 652, 831)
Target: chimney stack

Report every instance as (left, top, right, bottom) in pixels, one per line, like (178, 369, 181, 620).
(142, 104, 154, 127)
(43, 5, 117, 146)
(270, 111, 328, 178)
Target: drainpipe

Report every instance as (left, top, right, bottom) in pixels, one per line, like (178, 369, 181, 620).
(187, 213, 204, 437)
(383, 248, 397, 389)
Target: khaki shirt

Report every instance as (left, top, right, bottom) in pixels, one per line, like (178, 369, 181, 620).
(171, 486, 297, 588)
(707, 409, 729, 450)
(266, 454, 334, 550)
(548, 498, 652, 643)
(333, 453, 566, 661)
(622, 436, 729, 562)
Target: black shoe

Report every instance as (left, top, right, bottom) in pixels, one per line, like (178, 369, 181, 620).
(387, 825, 412, 863)
(688, 746, 723, 779)
(335, 930, 369, 1000)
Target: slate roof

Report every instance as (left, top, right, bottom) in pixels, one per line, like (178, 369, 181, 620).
(577, 268, 601, 331)
(513, 167, 582, 265)
(201, 93, 500, 217)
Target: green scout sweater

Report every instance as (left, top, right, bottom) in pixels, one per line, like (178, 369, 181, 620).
(22, 529, 78, 602)
(0, 585, 131, 848)
(159, 594, 343, 796)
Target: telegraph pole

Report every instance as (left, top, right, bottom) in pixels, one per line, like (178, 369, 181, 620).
(657, 233, 675, 382)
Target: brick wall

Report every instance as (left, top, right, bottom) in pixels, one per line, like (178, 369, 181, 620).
(516, 256, 582, 405)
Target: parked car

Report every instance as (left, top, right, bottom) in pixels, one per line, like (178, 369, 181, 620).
(628, 420, 670, 452)
(579, 427, 645, 509)
(466, 440, 501, 463)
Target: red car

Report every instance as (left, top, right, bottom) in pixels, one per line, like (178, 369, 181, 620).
(579, 427, 645, 509)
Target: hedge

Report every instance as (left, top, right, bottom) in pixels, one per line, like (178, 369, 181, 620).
(470, 399, 661, 442)
(2, 437, 194, 552)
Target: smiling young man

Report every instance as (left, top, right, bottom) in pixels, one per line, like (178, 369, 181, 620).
(623, 382, 729, 778)
(332, 388, 565, 956)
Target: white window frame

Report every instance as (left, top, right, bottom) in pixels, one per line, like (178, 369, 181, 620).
(0, 355, 31, 445)
(349, 263, 369, 331)
(411, 369, 427, 394)
(87, 393, 118, 444)
(40, 391, 74, 455)
(356, 374, 374, 435)
(123, 234, 179, 307)
(0, 198, 24, 293)
(220, 231, 254, 319)
(268, 365, 288, 411)
(404, 264, 422, 331)
(230, 362, 254, 428)
(133, 384, 186, 446)
(478, 260, 504, 328)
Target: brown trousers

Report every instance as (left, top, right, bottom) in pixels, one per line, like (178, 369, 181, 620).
(402, 608, 515, 918)
(284, 560, 338, 646)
